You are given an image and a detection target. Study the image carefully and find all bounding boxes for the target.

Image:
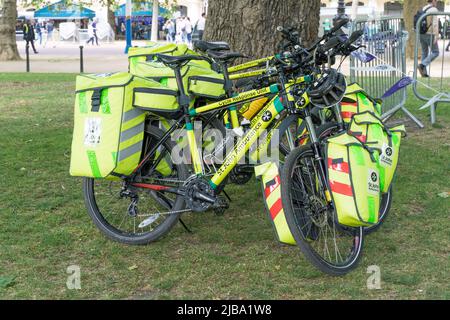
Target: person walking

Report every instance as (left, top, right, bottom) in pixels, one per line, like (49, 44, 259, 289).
(35, 21, 42, 46)
(92, 18, 99, 45)
(196, 13, 206, 41)
(418, 0, 440, 78)
(445, 17, 450, 51)
(46, 20, 54, 42)
(175, 17, 185, 44)
(185, 17, 193, 46)
(120, 22, 126, 37)
(86, 21, 95, 45)
(163, 20, 175, 43)
(23, 19, 38, 54)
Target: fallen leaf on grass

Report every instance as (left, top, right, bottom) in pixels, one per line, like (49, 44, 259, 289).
(0, 276, 16, 289)
(128, 265, 138, 271)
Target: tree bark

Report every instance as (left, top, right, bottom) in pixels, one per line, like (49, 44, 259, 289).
(404, 0, 423, 59)
(203, 0, 321, 59)
(0, 0, 21, 60)
(107, 0, 116, 36)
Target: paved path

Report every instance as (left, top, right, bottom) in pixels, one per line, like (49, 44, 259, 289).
(0, 41, 149, 73)
(1, 40, 450, 78)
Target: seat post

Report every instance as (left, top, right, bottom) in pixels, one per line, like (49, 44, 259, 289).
(173, 66, 190, 110)
(220, 63, 233, 96)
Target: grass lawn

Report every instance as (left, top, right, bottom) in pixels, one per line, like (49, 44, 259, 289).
(0, 73, 448, 299)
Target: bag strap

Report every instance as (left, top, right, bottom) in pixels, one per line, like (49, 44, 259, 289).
(91, 89, 102, 112)
(350, 110, 392, 137)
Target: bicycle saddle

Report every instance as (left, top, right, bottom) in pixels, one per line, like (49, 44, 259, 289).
(206, 50, 247, 62)
(193, 40, 230, 52)
(155, 54, 207, 66)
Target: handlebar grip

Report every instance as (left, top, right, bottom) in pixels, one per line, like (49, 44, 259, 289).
(322, 37, 342, 51)
(347, 30, 364, 44)
(329, 18, 349, 34)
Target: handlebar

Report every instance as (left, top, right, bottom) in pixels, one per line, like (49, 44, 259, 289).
(329, 18, 349, 34)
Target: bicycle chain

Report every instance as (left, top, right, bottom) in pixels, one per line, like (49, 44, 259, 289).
(137, 208, 192, 217)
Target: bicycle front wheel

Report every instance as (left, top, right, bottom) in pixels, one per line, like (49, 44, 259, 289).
(281, 145, 364, 275)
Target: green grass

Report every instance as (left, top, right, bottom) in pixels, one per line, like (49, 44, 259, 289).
(0, 73, 449, 299)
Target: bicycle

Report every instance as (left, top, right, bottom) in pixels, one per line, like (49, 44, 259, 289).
(82, 50, 325, 245)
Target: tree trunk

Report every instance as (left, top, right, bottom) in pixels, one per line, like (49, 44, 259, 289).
(404, 0, 423, 59)
(107, 0, 116, 36)
(151, 0, 159, 41)
(0, 0, 21, 60)
(203, 0, 321, 59)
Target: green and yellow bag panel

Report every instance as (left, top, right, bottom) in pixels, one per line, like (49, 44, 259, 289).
(128, 43, 226, 99)
(132, 85, 180, 118)
(188, 73, 226, 99)
(325, 133, 381, 227)
(128, 42, 211, 72)
(132, 61, 226, 99)
(70, 72, 170, 179)
(347, 111, 406, 193)
(255, 162, 296, 245)
(339, 82, 382, 123)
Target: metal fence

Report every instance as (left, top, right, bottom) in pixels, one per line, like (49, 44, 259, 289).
(413, 11, 450, 125)
(350, 16, 423, 127)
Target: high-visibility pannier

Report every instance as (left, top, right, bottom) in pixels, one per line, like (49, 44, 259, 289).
(188, 74, 227, 99)
(70, 72, 174, 178)
(325, 132, 381, 227)
(132, 86, 180, 118)
(132, 60, 226, 98)
(128, 43, 226, 99)
(255, 162, 296, 245)
(128, 42, 211, 72)
(347, 111, 406, 193)
(339, 83, 382, 123)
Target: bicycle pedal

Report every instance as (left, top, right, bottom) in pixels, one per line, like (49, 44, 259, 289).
(213, 196, 229, 215)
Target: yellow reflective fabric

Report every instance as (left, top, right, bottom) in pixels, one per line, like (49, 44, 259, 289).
(255, 162, 296, 245)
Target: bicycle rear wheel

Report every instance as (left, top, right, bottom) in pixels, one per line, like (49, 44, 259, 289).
(83, 125, 188, 245)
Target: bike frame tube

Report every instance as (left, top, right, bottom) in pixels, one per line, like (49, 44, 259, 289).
(209, 96, 285, 188)
(186, 123, 204, 175)
(229, 69, 266, 80)
(228, 56, 274, 73)
(189, 84, 280, 116)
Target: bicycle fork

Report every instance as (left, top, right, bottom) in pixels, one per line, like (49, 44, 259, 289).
(303, 113, 332, 203)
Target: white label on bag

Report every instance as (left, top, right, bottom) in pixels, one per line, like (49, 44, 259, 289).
(84, 118, 102, 147)
(380, 143, 394, 167)
(367, 169, 380, 195)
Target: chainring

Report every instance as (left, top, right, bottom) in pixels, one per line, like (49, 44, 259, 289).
(183, 178, 216, 212)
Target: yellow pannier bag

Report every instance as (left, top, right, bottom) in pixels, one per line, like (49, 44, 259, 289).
(132, 86, 180, 118)
(131, 60, 225, 95)
(339, 82, 382, 123)
(188, 73, 226, 99)
(348, 111, 406, 193)
(128, 42, 211, 73)
(128, 43, 226, 98)
(70, 72, 166, 179)
(255, 162, 296, 245)
(325, 133, 381, 227)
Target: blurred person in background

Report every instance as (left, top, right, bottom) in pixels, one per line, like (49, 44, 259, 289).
(23, 19, 38, 53)
(196, 13, 206, 41)
(418, 0, 440, 77)
(185, 17, 192, 46)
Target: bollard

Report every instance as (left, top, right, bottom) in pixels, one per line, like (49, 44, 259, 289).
(26, 44, 30, 72)
(79, 45, 84, 73)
